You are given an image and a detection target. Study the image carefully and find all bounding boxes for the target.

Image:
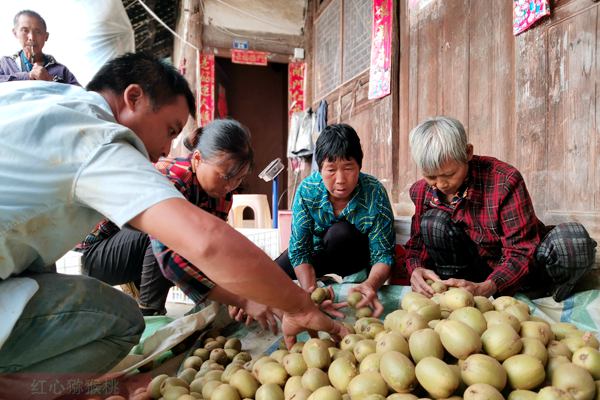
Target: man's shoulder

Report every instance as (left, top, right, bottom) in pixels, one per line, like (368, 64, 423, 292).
(44, 54, 68, 69)
(0, 54, 18, 68)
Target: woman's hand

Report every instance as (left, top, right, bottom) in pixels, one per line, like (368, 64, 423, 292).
(442, 278, 497, 297)
(306, 285, 346, 319)
(410, 267, 441, 297)
(350, 282, 384, 317)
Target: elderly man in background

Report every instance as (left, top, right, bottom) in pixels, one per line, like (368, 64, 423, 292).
(0, 9, 79, 85)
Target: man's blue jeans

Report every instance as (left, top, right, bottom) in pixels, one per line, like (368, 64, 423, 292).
(0, 273, 144, 373)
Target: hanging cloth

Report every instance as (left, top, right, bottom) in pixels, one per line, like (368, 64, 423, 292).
(287, 109, 315, 158)
(311, 100, 328, 171)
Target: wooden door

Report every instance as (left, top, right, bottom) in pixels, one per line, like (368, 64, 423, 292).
(398, 0, 600, 256)
(517, 0, 600, 256)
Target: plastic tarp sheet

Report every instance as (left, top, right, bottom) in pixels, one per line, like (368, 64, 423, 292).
(1, 0, 134, 86)
(229, 285, 600, 356)
(123, 284, 600, 374)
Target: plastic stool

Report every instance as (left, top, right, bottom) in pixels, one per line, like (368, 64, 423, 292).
(228, 194, 272, 228)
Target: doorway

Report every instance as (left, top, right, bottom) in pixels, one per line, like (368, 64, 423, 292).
(215, 57, 289, 215)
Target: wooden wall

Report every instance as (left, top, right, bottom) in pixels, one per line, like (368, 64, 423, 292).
(527, 0, 599, 236)
(397, 0, 600, 253)
(397, 0, 515, 213)
(306, 0, 399, 199)
(308, 0, 600, 251)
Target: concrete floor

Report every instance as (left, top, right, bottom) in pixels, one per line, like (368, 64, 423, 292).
(165, 301, 195, 319)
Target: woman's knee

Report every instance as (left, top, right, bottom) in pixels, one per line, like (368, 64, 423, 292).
(537, 222, 597, 267)
(324, 221, 359, 241)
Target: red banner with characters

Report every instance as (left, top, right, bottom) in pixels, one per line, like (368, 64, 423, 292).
(368, 0, 393, 100)
(199, 53, 215, 127)
(231, 50, 269, 66)
(288, 62, 305, 117)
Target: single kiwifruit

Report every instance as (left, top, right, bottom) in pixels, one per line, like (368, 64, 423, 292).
(348, 292, 363, 308)
(311, 288, 329, 304)
(256, 383, 285, 400)
(347, 372, 388, 400)
(462, 383, 503, 400)
(303, 339, 331, 369)
(211, 383, 241, 400)
(307, 386, 342, 400)
(353, 339, 376, 363)
(284, 353, 309, 376)
(328, 357, 358, 394)
(415, 357, 459, 399)
(225, 338, 243, 351)
(376, 332, 410, 357)
(301, 368, 331, 392)
(230, 369, 260, 398)
(258, 362, 288, 386)
(379, 351, 416, 393)
(502, 354, 545, 390)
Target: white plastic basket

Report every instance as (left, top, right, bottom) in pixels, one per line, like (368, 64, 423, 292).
(236, 228, 280, 260)
(55, 250, 83, 275)
(167, 286, 195, 305)
(167, 228, 281, 304)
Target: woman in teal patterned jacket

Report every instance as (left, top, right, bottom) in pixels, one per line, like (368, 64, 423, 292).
(275, 124, 395, 317)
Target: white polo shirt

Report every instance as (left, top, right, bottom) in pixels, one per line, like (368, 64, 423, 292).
(0, 81, 184, 348)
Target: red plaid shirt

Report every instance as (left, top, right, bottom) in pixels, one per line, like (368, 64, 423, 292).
(405, 155, 546, 293)
(150, 156, 233, 303)
(77, 156, 233, 303)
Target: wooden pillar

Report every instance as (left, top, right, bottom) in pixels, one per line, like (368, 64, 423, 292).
(171, 0, 203, 156)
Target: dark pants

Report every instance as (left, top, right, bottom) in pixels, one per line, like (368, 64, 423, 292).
(275, 220, 371, 279)
(421, 209, 596, 300)
(80, 227, 174, 313)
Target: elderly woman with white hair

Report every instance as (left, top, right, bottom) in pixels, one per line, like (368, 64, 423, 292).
(405, 116, 596, 302)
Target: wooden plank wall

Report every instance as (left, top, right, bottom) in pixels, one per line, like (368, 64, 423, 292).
(397, 0, 600, 253)
(300, 0, 398, 200)
(397, 0, 515, 213)
(308, 0, 600, 252)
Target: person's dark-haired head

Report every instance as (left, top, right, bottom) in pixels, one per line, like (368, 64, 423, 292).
(14, 10, 46, 31)
(87, 52, 196, 119)
(315, 123, 363, 170)
(189, 119, 254, 198)
(192, 119, 254, 175)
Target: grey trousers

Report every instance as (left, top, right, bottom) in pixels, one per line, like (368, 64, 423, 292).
(420, 209, 597, 300)
(0, 273, 144, 373)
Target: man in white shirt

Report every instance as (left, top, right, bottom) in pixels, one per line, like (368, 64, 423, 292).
(0, 52, 346, 374)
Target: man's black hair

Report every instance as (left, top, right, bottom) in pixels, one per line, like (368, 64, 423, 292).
(14, 10, 47, 31)
(315, 123, 363, 169)
(87, 52, 196, 119)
